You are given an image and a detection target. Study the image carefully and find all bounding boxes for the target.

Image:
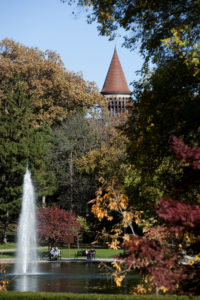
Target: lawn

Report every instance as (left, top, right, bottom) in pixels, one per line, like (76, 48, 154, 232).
(0, 244, 123, 259)
(58, 247, 123, 259)
(0, 243, 16, 250)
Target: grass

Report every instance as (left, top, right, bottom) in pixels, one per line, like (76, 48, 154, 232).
(0, 243, 123, 259)
(0, 243, 16, 250)
(0, 292, 200, 299)
(39, 247, 123, 259)
(58, 247, 123, 259)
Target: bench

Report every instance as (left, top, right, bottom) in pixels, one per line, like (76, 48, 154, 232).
(74, 250, 87, 259)
(40, 251, 61, 260)
(74, 250, 95, 260)
(40, 251, 50, 260)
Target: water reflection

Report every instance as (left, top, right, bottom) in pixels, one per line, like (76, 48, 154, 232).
(14, 274, 38, 292)
(5, 262, 140, 294)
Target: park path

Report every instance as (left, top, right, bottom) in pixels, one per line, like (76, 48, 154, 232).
(0, 248, 118, 264)
(0, 257, 117, 264)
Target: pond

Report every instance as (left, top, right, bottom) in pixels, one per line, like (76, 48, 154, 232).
(3, 262, 140, 294)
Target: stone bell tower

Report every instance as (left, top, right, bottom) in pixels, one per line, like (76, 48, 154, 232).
(101, 48, 131, 116)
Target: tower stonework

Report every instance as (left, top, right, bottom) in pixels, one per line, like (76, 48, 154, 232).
(101, 48, 131, 116)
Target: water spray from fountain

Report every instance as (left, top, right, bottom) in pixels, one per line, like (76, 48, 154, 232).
(15, 168, 38, 275)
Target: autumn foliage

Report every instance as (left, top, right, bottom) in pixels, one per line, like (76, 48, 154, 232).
(171, 136, 200, 170)
(0, 38, 104, 126)
(90, 137, 200, 295)
(0, 264, 8, 291)
(124, 137, 200, 295)
(37, 206, 80, 247)
(156, 198, 200, 233)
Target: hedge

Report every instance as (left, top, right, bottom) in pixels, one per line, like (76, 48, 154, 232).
(0, 292, 200, 300)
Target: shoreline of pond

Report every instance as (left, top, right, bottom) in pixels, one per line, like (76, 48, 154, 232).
(0, 257, 119, 264)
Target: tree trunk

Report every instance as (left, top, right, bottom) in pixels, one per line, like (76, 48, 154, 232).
(69, 151, 73, 210)
(3, 210, 9, 244)
(42, 195, 46, 208)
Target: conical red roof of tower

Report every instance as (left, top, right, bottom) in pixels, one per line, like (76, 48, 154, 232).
(101, 48, 131, 94)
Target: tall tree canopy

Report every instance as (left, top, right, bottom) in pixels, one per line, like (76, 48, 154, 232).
(60, 0, 200, 295)
(0, 38, 104, 242)
(0, 38, 104, 126)
(50, 109, 98, 213)
(0, 81, 55, 242)
(62, 0, 200, 61)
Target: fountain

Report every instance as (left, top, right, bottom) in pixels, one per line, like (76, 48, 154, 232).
(14, 168, 38, 275)
(2, 169, 139, 293)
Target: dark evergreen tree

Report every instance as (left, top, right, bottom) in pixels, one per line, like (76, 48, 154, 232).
(0, 80, 55, 242)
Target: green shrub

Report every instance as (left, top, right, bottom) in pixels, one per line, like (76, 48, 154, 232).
(0, 292, 200, 300)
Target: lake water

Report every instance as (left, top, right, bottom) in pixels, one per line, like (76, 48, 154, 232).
(3, 262, 140, 294)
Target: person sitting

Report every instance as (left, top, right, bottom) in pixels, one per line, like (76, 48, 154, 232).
(54, 247, 61, 260)
(83, 250, 88, 256)
(87, 250, 91, 260)
(49, 248, 55, 260)
(90, 248, 96, 260)
(57, 248, 61, 259)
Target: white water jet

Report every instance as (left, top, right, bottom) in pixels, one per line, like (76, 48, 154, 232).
(15, 168, 38, 274)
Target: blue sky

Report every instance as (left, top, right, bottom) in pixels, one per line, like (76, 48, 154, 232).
(0, 0, 143, 91)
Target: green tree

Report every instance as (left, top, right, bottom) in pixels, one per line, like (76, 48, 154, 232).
(62, 0, 200, 61)
(123, 56, 200, 209)
(0, 81, 54, 242)
(0, 38, 103, 126)
(50, 109, 98, 214)
(0, 38, 105, 242)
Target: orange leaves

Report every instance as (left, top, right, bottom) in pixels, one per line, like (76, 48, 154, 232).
(196, 194, 200, 204)
(114, 275, 125, 287)
(89, 179, 137, 251)
(122, 211, 134, 227)
(90, 182, 130, 222)
(0, 264, 8, 291)
(0, 38, 104, 126)
(91, 205, 108, 221)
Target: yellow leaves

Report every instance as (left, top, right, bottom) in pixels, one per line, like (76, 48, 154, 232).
(195, 253, 200, 262)
(131, 284, 147, 295)
(133, 210, 144, 225)
(142, 217, 157, 234)
(123, 233, 130, 242)
(108, 239, 120, 250)
(119, 194, 128, 209)
(159, 286, 168, 293)
(111, 261, 125, 287)
(0, 279, 8, 291)
(114, 275, 125, 287)
(142, 224, 150, 233)
(134, 240, 139, 246)
(112, 261, 121, 272)
(161, 26, 200, 77)
(187, 259, 195, 266)
(91, 205, 108, 221)
(122, 211, 134, 227)
(131, 275, 154, 295)
(186, 253, 200, 266)
(90, 181, 130, 223)
(96, 209, 107, 221)
(196, 194, 200, 204)
(184, 232, 190, 241)
(0, 264, 8, 291)
(108, 200, 118, 210)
